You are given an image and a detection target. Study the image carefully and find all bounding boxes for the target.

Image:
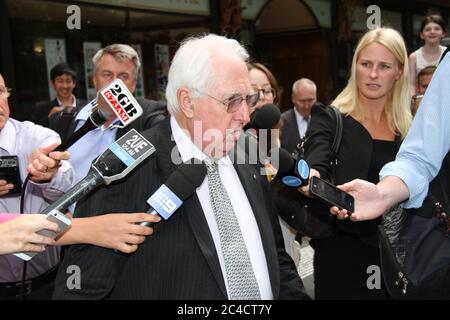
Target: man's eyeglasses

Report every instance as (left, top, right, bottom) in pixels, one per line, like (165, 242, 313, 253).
(253, 87, 276, 100)
(0, 86, 12, 99)
(194, 89, 259, 113)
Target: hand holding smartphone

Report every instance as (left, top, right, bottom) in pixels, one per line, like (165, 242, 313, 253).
(14, 210, 71, 261)
(0, 156, 22, 195)
(309, 176, 354, 214)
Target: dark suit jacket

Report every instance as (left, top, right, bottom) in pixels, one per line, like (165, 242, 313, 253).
(30, 98, 85, 128)
(280, 108, 301, 153)
(48, 98, 167, 142)
(52, 118, 308, 300)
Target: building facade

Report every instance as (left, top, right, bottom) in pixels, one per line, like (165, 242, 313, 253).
(1, 0, 449, 119)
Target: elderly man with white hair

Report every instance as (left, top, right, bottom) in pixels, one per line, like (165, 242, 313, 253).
(53, 34, 309, 300)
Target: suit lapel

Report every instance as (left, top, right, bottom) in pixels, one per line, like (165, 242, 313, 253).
(155, 118, 228, 298)
(233, 163, 280, 299)
(289, 109, 301, 149)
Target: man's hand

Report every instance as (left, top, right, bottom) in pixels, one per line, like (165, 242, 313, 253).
(330, 179, 388, 221)
(0, 179, 14, 196)
(47, 105, 65, 118)
(0, 214, 58, 255)
(27, 143, 70, 182)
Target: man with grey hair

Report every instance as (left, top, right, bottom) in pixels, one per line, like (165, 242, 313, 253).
(50, 43, 166, 194)
(53, 34, 309, 300)
(46, 44, 166, 255)
(280, 78, 317, 153)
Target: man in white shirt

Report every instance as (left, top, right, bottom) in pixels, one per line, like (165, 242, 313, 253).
(0, 73, 75, 299)
(280, 78, 317, 153)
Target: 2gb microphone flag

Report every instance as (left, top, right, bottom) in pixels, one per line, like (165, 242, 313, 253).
(98, 79, 143, 128)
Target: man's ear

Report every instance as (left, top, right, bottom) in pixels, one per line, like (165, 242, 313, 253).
(178, 87, 195, 118)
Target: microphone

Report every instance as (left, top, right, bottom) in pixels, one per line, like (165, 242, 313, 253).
(15, 128, 156, 261)
(139, 159, 207, 227)
(20, 79, 146, 213)
(276, 147, 310, 188)
(54, 78, 144, 152)
(236, 103, 281, 166)
(54, 104, 108, 152)
(243, 103, 281, 131)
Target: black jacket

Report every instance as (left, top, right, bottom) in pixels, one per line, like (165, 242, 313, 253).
(30, 98, 86, 128)
(304, 105, 402, 239)
(280, 108, 302, 153)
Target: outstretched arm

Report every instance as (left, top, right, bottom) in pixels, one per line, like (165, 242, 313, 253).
(56, 213, 161, 253)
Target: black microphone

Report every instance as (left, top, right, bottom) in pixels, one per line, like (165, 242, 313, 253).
(236, 103, 281, 165)
(15, 129, 156, 261)
(140, 159, 207, 227)
(275, 147, 310, 188)
(54, 78, 144, 152)
(54, 104, 108, 152)
(243, 103, 281, 131)
(20, 79, 145, 213)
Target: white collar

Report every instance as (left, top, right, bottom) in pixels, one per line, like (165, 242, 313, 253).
(170, 116, 232, 167)
(0, 119, 17, 154)
(56, 95, 76, 107)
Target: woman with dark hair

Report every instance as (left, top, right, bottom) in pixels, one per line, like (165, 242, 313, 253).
(247, 62, 301, 264)
(248, 62, 282, 112)
(409, 13, 448, 95)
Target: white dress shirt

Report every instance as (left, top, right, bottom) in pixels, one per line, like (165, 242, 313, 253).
(170, 116, 273, 299)
(294, 108, 310, 139)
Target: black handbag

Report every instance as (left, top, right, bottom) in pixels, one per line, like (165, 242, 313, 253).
(274, 105, 343, 239)
(379, 155, 450, 299)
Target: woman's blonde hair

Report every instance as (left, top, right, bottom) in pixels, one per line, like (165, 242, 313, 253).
(332, 27, 412, 138)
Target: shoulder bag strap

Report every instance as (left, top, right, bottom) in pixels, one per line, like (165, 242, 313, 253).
(329, 105, 343, 184)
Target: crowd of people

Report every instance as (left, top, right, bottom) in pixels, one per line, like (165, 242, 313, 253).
(0, 10, 449, 300)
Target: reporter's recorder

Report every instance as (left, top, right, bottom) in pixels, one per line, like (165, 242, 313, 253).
(14, 210, 71, 261)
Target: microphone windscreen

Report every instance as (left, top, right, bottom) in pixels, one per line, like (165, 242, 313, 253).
(90, 105, 109, 127)
(165, 161, 207, 201)
(252, 104, 281, 130)
(276, 148, 295, 175)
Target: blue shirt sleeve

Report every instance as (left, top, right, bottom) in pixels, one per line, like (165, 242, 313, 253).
(380, 52, 450, 208)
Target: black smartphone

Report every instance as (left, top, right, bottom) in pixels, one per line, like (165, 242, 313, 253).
(309, 176, 354, 213)
(0, 156, 22, 195)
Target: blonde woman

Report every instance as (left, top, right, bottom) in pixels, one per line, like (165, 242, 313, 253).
(300, 27, 411, 299)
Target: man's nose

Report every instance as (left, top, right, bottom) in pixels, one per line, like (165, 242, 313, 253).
(239, 103, 251, 124)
